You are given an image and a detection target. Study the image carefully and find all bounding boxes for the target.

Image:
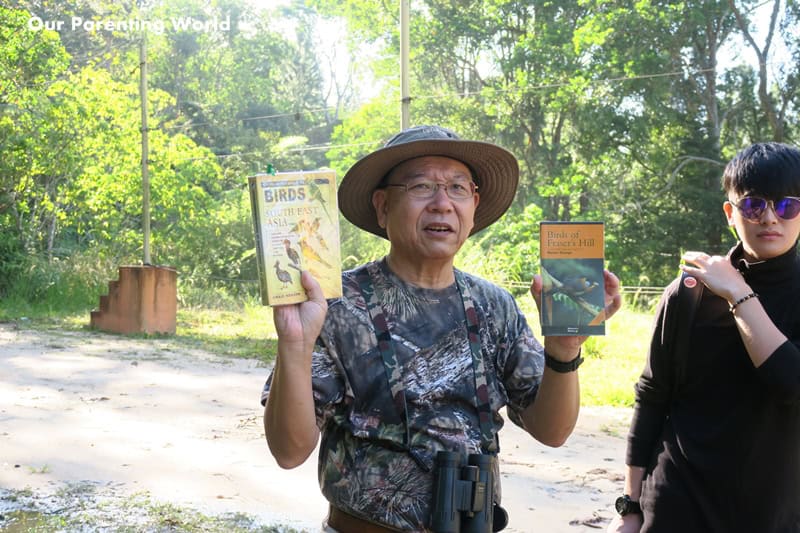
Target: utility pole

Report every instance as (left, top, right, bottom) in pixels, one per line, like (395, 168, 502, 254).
(400, 0, 410, 129)
(139, 35, 151, 265)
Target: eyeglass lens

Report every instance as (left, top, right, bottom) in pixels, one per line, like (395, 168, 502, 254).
(398, 181, 476, 199)
(737, 197, 800, 220)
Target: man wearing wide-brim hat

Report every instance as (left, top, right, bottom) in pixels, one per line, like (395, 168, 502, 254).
(262, 125, 622, 532)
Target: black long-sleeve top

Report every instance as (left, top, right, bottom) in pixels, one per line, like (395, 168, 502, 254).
(627, 242, 800, 533)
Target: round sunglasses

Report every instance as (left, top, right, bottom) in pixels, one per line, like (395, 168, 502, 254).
(732, 196, 800, 221)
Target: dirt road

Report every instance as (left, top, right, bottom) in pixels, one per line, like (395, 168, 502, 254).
(0, 323, 632, 532)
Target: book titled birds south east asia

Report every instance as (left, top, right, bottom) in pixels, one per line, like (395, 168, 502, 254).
(539, 221, 605, 336)
(248, 170, 342, 306)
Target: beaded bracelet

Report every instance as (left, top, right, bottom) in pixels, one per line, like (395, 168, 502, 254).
(729, 292, 758, 312)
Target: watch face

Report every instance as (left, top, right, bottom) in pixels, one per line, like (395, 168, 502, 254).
(615, 495, 640, 516)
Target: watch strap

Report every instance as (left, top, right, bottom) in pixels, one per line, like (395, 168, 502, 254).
(544, 350, 584, 373)
(625, 499, 641, 515)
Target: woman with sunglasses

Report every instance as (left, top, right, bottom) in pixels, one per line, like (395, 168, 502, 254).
(609, 142, 800, 533)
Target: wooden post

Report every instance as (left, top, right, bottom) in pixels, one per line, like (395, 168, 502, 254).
(400, 0, 410, 129)
(140, 35, 151, 265)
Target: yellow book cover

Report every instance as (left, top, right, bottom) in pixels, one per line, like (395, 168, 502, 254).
(539, 221, 605, 336)
(248, 170, 342, 306)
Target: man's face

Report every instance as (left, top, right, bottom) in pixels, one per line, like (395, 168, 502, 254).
(724, 194, 800, 261)
(371, 156, 480, 264)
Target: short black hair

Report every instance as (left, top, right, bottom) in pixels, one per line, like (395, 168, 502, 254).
(722, 142, 800, 199)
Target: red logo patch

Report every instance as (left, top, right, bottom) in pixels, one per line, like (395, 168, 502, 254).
(683, 276, 698, 288)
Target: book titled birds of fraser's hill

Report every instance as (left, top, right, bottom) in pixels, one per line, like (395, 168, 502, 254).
(539, 221, 605, 336)
(248, 170, 342, 306)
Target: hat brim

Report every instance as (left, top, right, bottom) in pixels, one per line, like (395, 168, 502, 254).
(338, 139, 519, 239)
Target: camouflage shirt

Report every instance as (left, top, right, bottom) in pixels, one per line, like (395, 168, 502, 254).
(262, 259, 544, 531)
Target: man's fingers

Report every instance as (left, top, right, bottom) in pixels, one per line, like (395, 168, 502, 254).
(603, 270, 623, 319)
(530, 274, 543, 309)
(682, 250, 710, 265)
(300, 271, 325, 302)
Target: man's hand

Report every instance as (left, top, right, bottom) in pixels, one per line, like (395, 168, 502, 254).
(272, 271, 328, 355)
(522, 270, 620, 446)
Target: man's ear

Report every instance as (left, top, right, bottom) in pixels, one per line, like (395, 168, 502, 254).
(723, 201, 740, 240)
(723, 201, 735, 226)
(372, 189, 388, 229)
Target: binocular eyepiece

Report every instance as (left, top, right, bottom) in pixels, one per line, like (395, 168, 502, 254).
(430, 451, 508, 532)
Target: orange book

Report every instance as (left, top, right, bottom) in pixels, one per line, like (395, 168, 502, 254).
(539, 222, 605, 336)
(248, 170, 342, 306)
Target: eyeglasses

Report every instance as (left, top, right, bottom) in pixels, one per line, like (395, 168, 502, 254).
(732, 196, 800, 221)
(384, 180, 478, 200)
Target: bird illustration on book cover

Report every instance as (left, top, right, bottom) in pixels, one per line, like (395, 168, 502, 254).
(283, 239, 301, 269)
(274, 260, 293, 287)
(307, 178, 334, 223)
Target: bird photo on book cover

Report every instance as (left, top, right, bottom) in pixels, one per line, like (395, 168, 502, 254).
(539, 221, 605, 336)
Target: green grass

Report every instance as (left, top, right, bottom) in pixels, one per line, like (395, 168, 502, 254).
(2, 295, 654, 407)
(174, 304, 278, 363)
(518, 294, 652, 407)
(580, 306, 652, 406)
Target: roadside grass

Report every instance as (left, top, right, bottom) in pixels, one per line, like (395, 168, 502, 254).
(518, 296, 653, 407)
(3, 302, 278, 366)
(173, 304, 277, 364)
(580, 306, 652, 407)
(0, 484, 300, 533)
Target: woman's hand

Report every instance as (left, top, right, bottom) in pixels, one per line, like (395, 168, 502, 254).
(679, 251, 750, 303)
(606, 513, 643, 533)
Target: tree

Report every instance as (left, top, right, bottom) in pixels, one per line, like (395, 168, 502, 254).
(729, 0, 800, 142)
(0, 6, 72, 256)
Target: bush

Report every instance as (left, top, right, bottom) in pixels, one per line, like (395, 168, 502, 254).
(456, 203, 544, 296)
(0, 233, 26, 297)
(0, 249, 121, 317)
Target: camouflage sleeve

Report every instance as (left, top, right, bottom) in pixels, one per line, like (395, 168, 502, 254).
(497, 306, 545, 430)
(260, 308, 347, 429)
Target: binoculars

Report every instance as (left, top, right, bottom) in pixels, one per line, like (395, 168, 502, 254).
(430, 451, 508, 532)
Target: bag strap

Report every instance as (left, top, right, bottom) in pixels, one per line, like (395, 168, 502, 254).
(672, 271, 703, 394)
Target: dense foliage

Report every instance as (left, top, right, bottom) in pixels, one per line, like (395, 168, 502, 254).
(1, 0, 799, 311)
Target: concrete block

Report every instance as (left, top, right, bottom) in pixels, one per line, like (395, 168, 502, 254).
(90, 265, 177, 335)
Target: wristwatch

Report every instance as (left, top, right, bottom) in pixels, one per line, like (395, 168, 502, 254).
(615, 494, 642, 516)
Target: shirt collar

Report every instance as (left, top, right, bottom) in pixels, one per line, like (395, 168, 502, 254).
(728, 240, 799, 285)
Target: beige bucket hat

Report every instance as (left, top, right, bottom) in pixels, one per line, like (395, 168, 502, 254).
(338, 125, 520, 239)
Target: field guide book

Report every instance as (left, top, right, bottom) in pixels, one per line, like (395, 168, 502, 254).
(539, 221, 605, 336)
(248, 169, 342, 306)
